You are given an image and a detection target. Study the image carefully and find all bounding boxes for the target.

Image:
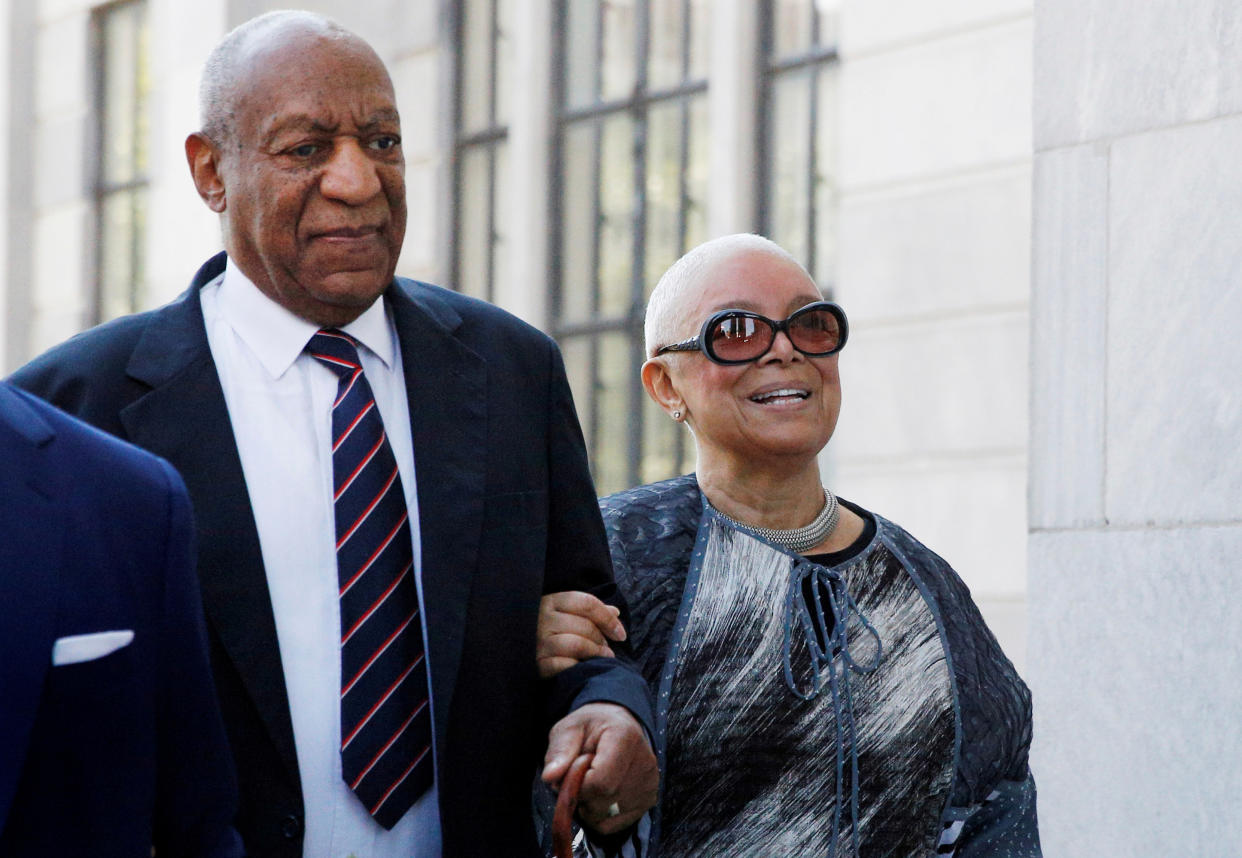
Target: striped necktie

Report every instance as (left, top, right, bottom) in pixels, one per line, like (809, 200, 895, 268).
(306, 328, 433, 829)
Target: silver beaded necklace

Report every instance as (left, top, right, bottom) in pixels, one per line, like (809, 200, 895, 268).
(709, 487, 840, 554)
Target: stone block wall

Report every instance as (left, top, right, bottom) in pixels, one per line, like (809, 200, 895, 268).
(1029, 1, 1242, 853)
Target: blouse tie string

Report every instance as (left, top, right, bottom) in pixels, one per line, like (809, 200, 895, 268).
(782, 561, 884, 858)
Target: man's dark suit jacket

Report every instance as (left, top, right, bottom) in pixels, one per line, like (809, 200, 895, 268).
(11, 252, 653, 857)
(0, 382, 242, 857)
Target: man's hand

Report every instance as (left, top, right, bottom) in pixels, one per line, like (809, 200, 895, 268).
(537, 591, 628, 679)
(542, 703, 659, 835)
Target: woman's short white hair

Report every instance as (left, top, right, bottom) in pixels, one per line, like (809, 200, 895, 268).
(644, 234, 811, 357)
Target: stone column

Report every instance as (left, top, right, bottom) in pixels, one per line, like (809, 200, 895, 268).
(708, 0, 760, 236)
(0, 0, 36, 372)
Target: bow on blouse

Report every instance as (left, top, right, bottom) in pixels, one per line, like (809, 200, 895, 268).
(782, 561, 884, 858)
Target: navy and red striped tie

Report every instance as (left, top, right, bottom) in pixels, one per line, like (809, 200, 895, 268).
(307, 329, 432, 829)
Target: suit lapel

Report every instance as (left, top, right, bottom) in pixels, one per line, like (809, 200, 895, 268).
(0, 388, 61, 823)
(118, 255, 300, 785)
(389, 283, 487, 756)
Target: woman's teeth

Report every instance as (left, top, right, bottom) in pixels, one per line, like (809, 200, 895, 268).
(750, 388, 809, 403)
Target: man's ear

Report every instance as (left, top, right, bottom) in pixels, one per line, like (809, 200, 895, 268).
(185, 132, 227, 213)
(641, 357, 686, 421)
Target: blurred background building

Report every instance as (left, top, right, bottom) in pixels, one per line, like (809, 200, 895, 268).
(1, 1, 1238, 854)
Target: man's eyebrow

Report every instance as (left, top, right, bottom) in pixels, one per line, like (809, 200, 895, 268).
(358, 108, 401, 128)
(262, 114, 334, 138)
(262, 109, 402, 140)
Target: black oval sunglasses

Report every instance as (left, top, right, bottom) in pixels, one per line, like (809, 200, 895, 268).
(655, 301, 849, 365)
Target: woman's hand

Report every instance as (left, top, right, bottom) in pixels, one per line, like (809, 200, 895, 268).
(537, 591, 628, 678)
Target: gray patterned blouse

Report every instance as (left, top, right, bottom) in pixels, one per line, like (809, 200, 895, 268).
(591, 475, 1040, 858)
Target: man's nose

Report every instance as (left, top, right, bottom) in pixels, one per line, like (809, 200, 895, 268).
(319, 140, 382, 204)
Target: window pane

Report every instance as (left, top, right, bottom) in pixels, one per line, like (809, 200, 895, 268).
(598, 114, 634, 319)
(594, 331, 633, 494)
(683, 95, 710, 259)
(644, 100, 682, 291)
(767, 70, 812, 266)
(771, 0, 813, 59)
(457, 146, 491, 300)
(649, 0, 685, 90)
(133, 15, 150, 174)
(816, 0, 842, 47)
(565, 0, 600, 109)
(99, 189, 146, 321)
(559, 122, 597, 323)
(460, 0, 494, 132)
(561, 335, 595, 458)
(644, 95, 707, 302)
(495, 0, 512, 125)
(492, 139, 511, 299)
(813, 65, 838, 287)
(101, 2, 143, 185)
(687, 0, 711, 80)
(601, 0, 637, 102)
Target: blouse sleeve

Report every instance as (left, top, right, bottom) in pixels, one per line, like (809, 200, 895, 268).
(945, 770, 1042, 858)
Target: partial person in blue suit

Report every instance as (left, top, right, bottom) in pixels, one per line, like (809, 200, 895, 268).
(0, 382, 243, 858)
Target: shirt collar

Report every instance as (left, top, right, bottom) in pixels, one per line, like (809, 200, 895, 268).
(218, 257, 396, 379)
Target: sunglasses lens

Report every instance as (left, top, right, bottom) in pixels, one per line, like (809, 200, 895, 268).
(789, 308, 843, 355)
(709, 314, 771, 362)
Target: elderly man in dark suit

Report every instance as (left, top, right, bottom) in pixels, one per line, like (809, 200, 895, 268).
(11, 11, 655, 858)
(0, 382, 242, 857)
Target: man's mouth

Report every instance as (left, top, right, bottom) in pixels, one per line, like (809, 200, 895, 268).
(749, 388, 809, 405)
(312, 225, 382, 240)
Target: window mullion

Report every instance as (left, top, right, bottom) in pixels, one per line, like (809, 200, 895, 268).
(806, 66, 820, 283)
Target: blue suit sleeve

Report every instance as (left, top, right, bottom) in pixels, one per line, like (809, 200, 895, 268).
(151, 459, 245, 858)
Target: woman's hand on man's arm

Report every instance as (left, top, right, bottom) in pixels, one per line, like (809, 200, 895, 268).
(537, 591, 628, 679)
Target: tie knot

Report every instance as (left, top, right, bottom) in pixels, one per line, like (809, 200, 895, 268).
(307, 329, 363, 378)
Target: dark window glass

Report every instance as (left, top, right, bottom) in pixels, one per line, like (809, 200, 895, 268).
(551, 0, 708, 496)
(94, 0, 150, 323)
(453, 0, 511, 301)
(761, 0, 840, 290)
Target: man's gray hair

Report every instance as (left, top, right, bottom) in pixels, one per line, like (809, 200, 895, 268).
(198, 10, 352, 146)
(644, 234, 811, 357)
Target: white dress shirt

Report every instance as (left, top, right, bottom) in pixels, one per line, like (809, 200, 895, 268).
(201, 259, 441, 857)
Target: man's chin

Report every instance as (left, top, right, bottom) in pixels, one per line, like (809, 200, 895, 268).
(292, 270, 392, 326)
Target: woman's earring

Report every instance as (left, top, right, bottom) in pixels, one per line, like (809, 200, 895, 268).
(672, 410, 683, 421)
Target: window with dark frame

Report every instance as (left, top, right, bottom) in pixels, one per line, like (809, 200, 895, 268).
(452, 0, 511, 302)
(551, 0, 710, 497)
(93, 0, 151, 324)
(760, 0, 840, 292)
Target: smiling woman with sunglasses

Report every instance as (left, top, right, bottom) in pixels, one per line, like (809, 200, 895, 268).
(537, 235, 1040, 858)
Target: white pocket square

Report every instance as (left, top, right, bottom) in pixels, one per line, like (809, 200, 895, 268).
(51, 630, 135, 666)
